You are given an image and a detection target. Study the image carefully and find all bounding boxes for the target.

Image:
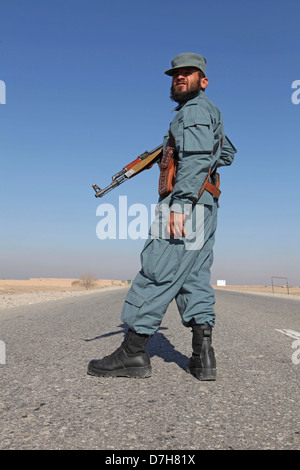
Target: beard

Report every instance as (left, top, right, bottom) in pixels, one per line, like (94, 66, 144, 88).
(170, 78, 202, 104)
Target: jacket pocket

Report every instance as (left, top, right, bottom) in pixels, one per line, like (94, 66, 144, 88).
(183, 122, 213, 153)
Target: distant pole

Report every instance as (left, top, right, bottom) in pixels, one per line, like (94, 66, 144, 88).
(271, 276, 289, 295)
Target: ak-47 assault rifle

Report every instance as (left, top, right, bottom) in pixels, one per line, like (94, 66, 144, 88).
(92, 144, 163, 198)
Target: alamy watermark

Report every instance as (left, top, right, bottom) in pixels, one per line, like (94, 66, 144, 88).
(276, 329, 300, 365)
(96, 196, 205, 250)
(292, 340, 300, 365)
(0, 340, 6, 365)
(291, 80, 300, 105)
(0, 80, 6, 104)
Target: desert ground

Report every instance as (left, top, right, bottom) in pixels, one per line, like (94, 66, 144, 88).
(0, 278, 299, 311)
(214, 284, 300, 295)
(0, 278, 128, 310)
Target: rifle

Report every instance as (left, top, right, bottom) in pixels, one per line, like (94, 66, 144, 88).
(92, 144, 163, 198)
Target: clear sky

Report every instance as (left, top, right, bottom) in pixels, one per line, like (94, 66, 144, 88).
(1, 0, 299, 285)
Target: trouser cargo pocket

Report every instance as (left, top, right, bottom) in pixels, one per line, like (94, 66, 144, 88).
(140, 237, 183, 283)
(121, 289, 146, 329)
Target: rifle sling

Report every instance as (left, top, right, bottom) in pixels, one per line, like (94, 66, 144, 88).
(159, 133, 221, 201)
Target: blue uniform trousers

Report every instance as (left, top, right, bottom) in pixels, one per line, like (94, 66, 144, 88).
(121, 201, 218, 336)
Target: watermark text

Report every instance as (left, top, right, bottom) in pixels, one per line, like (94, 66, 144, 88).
(291, 80, 300, 105)
(275, 329, 300, 365)
(0, 80, 6, 104)
(96, 196, 205, 250)
(0, 340, 6, 365)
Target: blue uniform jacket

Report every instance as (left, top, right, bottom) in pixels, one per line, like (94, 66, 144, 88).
(162, 90, 237, 213)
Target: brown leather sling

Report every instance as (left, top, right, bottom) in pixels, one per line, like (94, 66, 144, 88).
(158, 133, 222, 201)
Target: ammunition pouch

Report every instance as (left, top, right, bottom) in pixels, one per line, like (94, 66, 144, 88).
(158, 133, 221, 201)
(158, 138, 178, 198)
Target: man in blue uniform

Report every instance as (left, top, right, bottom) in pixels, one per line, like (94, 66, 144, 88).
(88, 53, 237, 380)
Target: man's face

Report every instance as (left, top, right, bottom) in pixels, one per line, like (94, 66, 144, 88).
(170, 67, 208, 104)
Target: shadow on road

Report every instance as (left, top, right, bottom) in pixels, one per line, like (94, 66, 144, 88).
(84, 323, 189, 371)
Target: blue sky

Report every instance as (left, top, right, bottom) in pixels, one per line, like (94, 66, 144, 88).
(0, 0, 299, 285)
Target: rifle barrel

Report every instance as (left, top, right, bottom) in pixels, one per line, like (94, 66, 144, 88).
(92, 144, 163, 198)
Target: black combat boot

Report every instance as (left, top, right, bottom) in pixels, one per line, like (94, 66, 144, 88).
(186, 324, 216, 381)
(87, 329, 151, 378)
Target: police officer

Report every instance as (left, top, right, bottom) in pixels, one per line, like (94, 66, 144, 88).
(87, 53, 237, 381)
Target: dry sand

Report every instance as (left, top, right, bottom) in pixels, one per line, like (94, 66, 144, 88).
(0, 279, 299, 311)
(0, 278, 128, 311)
(213, 284, 300, 301)
(214, 285, 300, 295)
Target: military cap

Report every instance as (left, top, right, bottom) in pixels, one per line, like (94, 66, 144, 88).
(164, 52, 207, 76)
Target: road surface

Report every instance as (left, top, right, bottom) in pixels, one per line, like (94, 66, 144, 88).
(0, 288, 299, 450)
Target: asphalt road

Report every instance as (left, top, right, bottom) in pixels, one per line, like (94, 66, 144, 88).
(0, 288, 299, 450)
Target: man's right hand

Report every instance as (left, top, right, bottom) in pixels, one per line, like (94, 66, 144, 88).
(167, 211, 186, 239)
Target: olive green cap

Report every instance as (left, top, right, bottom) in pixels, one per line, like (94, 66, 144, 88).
(164, 52, 207, 76)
